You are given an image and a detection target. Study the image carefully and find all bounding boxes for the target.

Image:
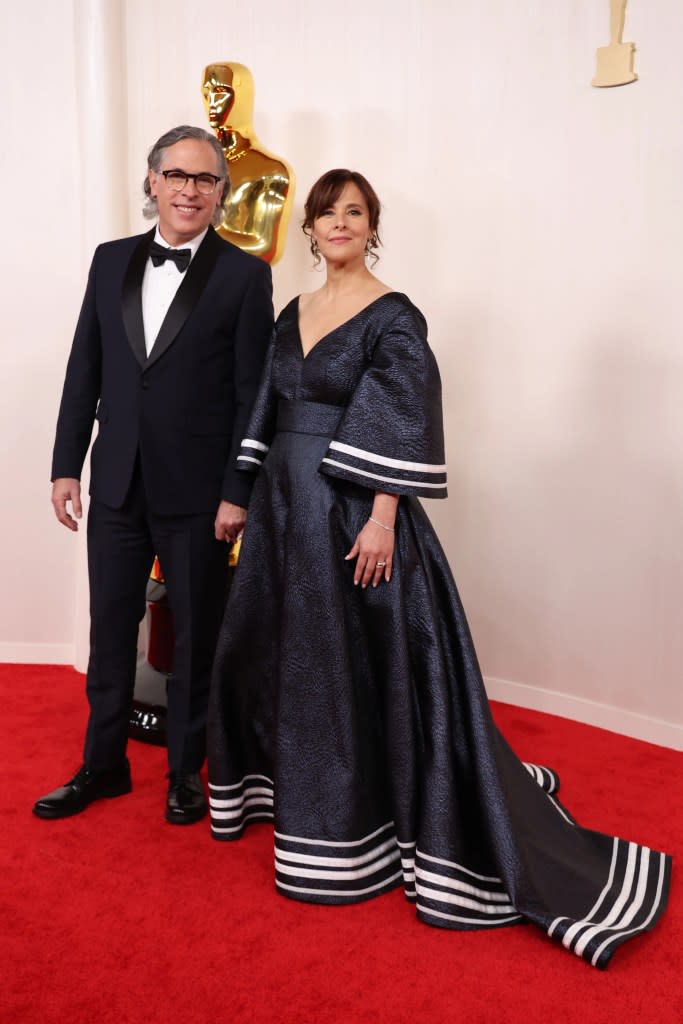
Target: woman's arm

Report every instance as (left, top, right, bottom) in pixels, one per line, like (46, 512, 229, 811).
(345, 491, 399, 588)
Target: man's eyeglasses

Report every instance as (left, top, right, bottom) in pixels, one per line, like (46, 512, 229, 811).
(161, 169, 223, 195)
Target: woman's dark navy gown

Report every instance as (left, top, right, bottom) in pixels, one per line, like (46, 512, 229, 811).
(207, 293, 670, 968)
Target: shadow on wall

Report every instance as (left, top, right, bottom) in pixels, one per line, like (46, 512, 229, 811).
(449, 308, 683, 724)
(529, 329, 683, 718)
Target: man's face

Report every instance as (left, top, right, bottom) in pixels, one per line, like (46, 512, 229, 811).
(148, 139, 224, 246)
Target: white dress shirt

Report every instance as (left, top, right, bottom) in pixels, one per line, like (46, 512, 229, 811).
(141, 226, 209, 357)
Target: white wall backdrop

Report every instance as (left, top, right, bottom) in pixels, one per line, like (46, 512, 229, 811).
(2, 0, 682, 747)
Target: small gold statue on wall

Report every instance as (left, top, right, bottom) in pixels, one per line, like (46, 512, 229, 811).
(592, 0, 637, 87)
(202, 62, 295, 263)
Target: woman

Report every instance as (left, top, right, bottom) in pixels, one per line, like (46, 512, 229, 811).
(207, 170, 670, 968)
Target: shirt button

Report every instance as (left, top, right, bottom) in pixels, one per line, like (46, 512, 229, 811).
(142, 379, 150, 390)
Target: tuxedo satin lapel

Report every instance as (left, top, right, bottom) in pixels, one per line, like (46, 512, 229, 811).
(145, 228, 222, 370)
(121, 230, 154, 368)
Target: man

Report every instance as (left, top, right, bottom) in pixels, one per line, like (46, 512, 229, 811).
(33, 125, 273, 824)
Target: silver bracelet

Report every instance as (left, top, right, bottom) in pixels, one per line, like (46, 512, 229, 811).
(369, 515, 395, 533)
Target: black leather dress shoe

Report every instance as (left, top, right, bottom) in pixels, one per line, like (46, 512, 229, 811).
(165, 771, 207, 825)
(33, 761, 132, 819)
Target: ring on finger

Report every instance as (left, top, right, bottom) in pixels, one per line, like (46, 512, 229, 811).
(376, 561, 387, 567)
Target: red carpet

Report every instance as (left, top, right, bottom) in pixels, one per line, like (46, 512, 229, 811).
(1, 664, 680, 1024)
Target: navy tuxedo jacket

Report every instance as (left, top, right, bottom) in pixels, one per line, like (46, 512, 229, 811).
(52, 227, 274, 514)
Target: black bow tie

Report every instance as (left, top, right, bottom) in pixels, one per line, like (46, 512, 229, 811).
(150, 240, 191, 272)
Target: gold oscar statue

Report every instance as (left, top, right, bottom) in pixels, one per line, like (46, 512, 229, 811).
(592, 0, 637, 87)
(202, 62, 294, 264)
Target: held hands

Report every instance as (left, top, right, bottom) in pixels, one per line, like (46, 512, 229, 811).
(215, 500, 247, 543)
(52, 478, 82, 531)
(345, 493, 399, 588)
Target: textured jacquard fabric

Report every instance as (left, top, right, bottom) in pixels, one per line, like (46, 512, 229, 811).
(236, 294, 446, 496)
(208, 293, 671, 968)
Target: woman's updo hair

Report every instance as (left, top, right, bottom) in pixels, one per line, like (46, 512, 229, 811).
(302, 169, 382, 266)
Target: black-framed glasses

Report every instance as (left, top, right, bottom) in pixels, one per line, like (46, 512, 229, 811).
(161, 169, 223, 195)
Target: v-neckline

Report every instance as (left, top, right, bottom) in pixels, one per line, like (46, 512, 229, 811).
(295, 292, 397, 360)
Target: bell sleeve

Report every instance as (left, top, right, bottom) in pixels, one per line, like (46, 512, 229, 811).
(236, 335, 277, 473)
(319, 305, 448, 499)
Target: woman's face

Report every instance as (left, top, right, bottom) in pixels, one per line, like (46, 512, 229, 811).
(312, 183, 372, 265)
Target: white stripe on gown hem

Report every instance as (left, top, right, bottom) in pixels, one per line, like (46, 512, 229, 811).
(274, 821, 395, 847)
(546, 793, 575, 825)
(417, 849, 502, 884)
(277, 871, 404, 900)
(589, 853, 667, 966)
(210, 786, 273, 809)
(270, 825, 512, 908)
(563, 840, 636, 950)
(416, 884, 517, 916)
(522, 761, 557, 792)
(545, 839, 668, 965)
(209, 773, 273, 792)
(211, 797, 274, 821)
(213, 811, 274, 834)
(275, 850, 401, 882)
(573, 845, 648, 956)
(209, 788, 663, 962)
(548, 837, 620, 939)
(419, 905, 523, 927)
(276, 837, 398, 869)
(415, 867, 512, 903)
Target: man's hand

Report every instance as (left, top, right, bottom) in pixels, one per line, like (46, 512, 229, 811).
(215, 500, 247, 543)
(52, 478, 82, 532)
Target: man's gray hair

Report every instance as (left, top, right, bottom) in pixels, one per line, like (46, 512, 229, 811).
(142, 125, 229, 224)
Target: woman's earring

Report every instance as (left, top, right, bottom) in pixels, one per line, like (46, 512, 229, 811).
(365, 234, 380, 266)
(311, 238, 321, 267)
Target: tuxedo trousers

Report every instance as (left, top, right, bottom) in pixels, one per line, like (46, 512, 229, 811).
(84, 459, 229, 774)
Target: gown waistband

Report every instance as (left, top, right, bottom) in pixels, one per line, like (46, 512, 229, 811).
(276, 399, 345, 436)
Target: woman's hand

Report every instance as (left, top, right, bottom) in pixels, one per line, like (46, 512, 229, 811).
(344, 492, 399, 588)
(345, 520, 395, 588)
